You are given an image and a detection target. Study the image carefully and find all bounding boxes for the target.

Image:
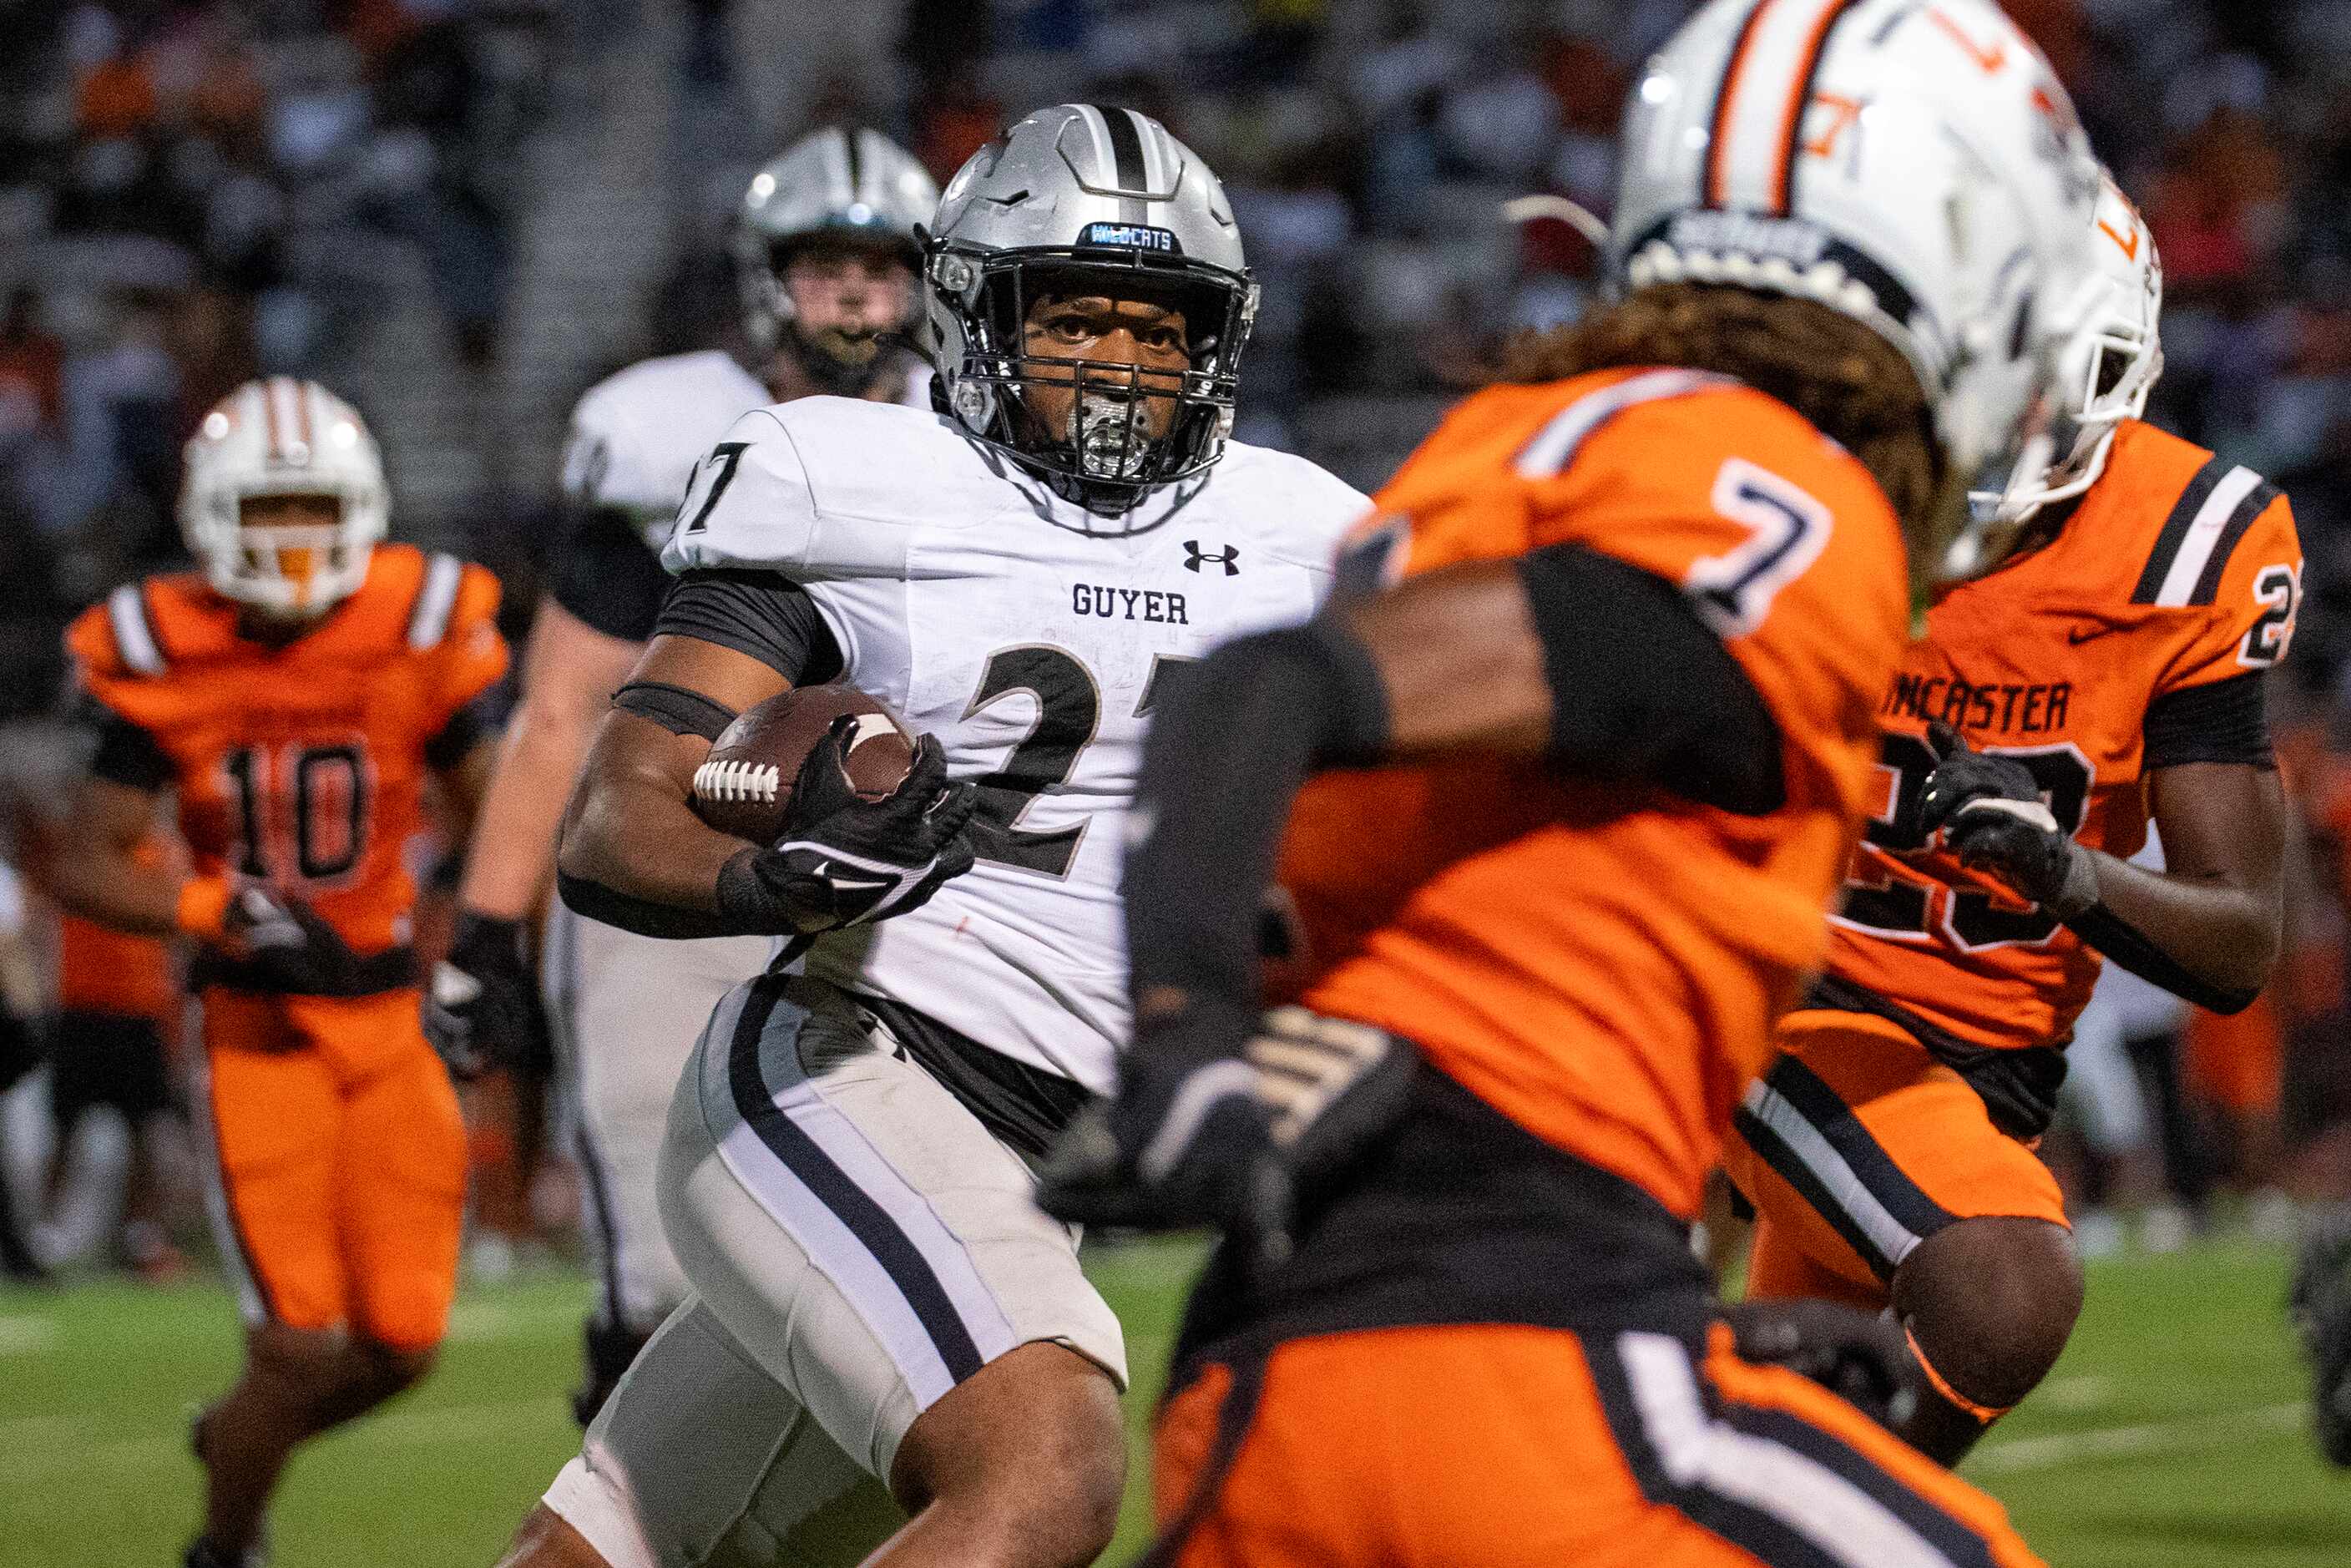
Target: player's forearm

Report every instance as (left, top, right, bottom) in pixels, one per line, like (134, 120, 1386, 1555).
(556, 711, 745, 917)
(459, 601, 640, 919)
(2072, 852, 2280, 1003)
(1126, 621, 1388, 1011)
(40, 847, 187, 938)
(455, 709, 583, 919)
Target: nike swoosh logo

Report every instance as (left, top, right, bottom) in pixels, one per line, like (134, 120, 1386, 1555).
(811, 860, 892, 893)
(2066, 624, 2121, 645)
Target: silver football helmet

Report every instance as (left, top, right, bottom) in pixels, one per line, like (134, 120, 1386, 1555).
(924, 104, 1257, 513)
(736, 126, 939, 393)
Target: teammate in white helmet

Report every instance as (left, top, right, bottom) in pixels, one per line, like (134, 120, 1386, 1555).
(1035, 3, 2098, 1564)
(493, 104, 1370, 1568)
(424, 127, 939, 1424)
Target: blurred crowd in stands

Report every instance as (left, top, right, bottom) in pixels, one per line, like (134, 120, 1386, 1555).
(7, 0, 2351, 1280)
(0, 0, 554, 700)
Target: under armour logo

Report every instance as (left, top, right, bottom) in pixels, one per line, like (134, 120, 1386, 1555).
(1184, 540, 1239, 575)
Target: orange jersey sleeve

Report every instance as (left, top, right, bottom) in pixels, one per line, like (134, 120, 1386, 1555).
(63, 548, 510, 962)
(1825, 420, 2298, 1050)
(1281, 368, 1909, 1217)
(412, 557, 509, 736)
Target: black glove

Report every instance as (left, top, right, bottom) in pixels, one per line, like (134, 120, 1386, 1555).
(1722, 1299, 1922, 1434)
(425, 912, 547, 1081)
(1035, 999, 1416, 1262)
(1917, 721, 2096, 915)
(219, 883, 363, 994)
(717, 723, 978, 937)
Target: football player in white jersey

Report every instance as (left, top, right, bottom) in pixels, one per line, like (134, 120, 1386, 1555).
(425, 126, 939, 1423)
(495, 104, 1370, 1568)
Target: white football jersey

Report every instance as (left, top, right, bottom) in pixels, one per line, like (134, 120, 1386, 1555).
(562, 349, 934, 544)
(665, 397, 1369, 1090)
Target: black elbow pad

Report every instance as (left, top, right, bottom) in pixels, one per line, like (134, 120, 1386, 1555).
(1514, 544, 1785, 814)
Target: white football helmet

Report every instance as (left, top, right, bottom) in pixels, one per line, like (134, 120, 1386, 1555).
(1611, 0, 2101, 581)
(926, 104, 1257, 516)
(1973, 171, 2162, 524)
(179, 377, 388, 618)
(735, 126, 939, 392)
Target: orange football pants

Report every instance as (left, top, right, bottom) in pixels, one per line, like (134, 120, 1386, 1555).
(1150, 1323, 2043, 1568)
(1722, 1009, 2066, 1308)
(199, 987, 465, 1350)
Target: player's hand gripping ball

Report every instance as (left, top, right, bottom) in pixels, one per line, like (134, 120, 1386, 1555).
(690, 684, 918, 844)
(697, 686, 979, 936)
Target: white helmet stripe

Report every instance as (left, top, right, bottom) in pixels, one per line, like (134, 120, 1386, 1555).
(270, 376, 306, 461)
(256, 378, 284, 463)
(1709, 0, 1859, 215)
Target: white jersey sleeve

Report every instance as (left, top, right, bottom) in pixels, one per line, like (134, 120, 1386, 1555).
(564, 350, 773, 533)
(661, 408, 821, 574)
(663, 402, 918, 584)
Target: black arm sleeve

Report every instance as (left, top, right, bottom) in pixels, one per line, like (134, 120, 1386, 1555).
(2143, 671, 2274, 771)
(551, 505, 673, 641)
(652, 569, 846, 685)
(424, 690, 503, 770)
(1516, 544, 1786, 815)
(2064, 903, 2259, 1014)
(555, 867, 746, 938)
(1125, 620, 1390, 1006)
(76, 695, 174, 791)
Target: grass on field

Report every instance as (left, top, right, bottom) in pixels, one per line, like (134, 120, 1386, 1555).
(0, 1237, 2343, 1565)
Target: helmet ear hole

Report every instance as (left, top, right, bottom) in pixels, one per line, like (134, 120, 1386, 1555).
(2092, 342, 2127, 399)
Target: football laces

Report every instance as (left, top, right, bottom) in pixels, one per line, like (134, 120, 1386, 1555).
(694, 758, 782, 805)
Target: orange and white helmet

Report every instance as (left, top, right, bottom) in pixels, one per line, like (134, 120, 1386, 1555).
(1974, 172, 2162, 524)
(180, 377, 388, 617)
(1610, 0, 2101, 582)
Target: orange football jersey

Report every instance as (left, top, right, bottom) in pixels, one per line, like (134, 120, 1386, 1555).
(67, 544, 508, 959)
(1827, 417, 2300, 1050)
(1277, 368, 1909, 1218)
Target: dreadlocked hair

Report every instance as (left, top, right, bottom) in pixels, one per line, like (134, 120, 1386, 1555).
(1499, 284, 1941, 539)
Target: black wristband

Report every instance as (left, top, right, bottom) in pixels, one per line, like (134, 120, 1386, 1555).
(613, 681, 739, 741)
(714, 847, 806, 935)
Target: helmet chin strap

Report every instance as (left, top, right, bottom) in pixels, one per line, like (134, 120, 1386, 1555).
(779, 321, 903, 397)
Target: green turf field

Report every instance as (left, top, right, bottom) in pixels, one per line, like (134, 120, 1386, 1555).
(1, 1237, 2343, 1565)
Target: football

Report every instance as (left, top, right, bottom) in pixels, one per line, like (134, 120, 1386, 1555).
(688, 683, 919, 845)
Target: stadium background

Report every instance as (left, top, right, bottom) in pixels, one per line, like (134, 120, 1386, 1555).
(2, 0, 2349, 1561)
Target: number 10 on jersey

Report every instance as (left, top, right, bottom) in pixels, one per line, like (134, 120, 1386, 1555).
(221, 741, 372, 885)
